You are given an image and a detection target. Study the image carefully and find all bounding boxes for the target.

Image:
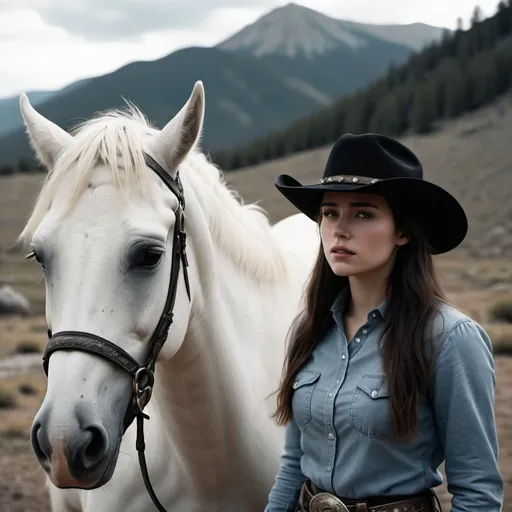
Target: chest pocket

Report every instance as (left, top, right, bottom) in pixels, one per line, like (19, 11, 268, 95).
(350, 374, 390, 438)
(291, 371, 320, 427)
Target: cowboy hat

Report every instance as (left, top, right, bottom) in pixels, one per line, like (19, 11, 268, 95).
(274, 132, 468, 255)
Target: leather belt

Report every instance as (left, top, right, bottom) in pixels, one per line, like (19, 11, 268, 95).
(299, 479, 438, 512)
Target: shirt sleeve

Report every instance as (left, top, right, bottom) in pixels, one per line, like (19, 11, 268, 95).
(265, 416, 305, 512)
(432, 319, 504, 511)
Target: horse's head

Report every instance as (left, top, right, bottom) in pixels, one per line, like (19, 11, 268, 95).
(18, 82, 205, 489)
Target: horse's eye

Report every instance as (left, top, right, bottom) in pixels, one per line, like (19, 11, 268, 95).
(25, 250, 44, 267)
(134, 248, 164, 269)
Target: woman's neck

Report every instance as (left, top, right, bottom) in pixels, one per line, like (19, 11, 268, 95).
(346, 270, 388, 320)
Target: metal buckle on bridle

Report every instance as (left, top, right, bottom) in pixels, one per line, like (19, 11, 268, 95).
(132, 367, 155, 416)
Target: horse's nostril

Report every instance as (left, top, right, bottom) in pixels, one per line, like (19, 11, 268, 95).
(31, 420, 51, 468)
(80, 424, 109, 469)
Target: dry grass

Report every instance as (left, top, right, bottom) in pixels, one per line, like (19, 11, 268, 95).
(0, 366, 49, 512)
(0, 316, 47, 359)
(0, 369, 46, 441)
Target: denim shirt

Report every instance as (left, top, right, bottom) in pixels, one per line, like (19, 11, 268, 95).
(265, 288, 503, 511)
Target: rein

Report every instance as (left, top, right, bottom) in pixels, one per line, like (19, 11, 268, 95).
(41, 153, 190, 512)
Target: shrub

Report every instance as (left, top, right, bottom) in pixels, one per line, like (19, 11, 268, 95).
(0, 428, 25, 439)
(489, 299, 512, 323)
(13, 340, 41, 354)
(18, 383, 37, 395)
(0, 389, 16, 409)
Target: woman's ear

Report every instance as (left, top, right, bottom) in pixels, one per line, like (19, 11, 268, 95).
(396, 231, 409, 247)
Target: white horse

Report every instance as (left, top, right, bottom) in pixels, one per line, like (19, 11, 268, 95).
(18, 81, 319, 512)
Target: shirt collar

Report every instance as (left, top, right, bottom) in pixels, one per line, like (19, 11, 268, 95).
(330, 286, 387, 321)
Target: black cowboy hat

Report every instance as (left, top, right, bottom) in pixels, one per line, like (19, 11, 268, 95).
(275, 132, 468, 255)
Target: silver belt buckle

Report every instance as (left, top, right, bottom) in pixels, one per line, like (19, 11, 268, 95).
(309, 492, 350, 512)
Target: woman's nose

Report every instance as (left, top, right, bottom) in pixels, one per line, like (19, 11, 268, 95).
(333, 219, 350, 239)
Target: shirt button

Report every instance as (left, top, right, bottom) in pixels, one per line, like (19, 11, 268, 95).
(362, 329, 367, 334)
(329, 392, 333, 396)
(336, 380, 340, 385)
(371, 390, 378, 398)
(341, 354, 346, 359)
(328, 432, 334, 439)
(372, 313, 376, 318)
(327, 465, 332, 471)
(355, 338, 360, 343)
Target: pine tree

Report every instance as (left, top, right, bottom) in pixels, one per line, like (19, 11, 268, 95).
(411, 84, 437, 133)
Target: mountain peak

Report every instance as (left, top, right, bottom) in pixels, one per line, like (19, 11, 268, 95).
(216, 3, 367, 58)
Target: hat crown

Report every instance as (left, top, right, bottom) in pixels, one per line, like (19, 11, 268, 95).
(323, 133, 423, 181)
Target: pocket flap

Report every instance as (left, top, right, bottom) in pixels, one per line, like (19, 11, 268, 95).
(292, 371, 320, 389)
(356, 374, 389, 398)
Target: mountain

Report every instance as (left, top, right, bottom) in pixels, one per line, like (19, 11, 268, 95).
(336, 20, 449, 51)
(216, 3, 447, 56)
(215, 3, 419, 101)
(0, 46, 330, 163)
(212, 4, 512, 170)
(0, 3, 443, 167)
(0, 78, 93, 139)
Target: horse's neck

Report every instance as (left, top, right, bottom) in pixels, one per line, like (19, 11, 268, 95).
(149, 251, 286, 498)
(144, 167, 300, 499)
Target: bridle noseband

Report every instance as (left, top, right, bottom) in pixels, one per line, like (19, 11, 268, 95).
(41, 153, 190, 512)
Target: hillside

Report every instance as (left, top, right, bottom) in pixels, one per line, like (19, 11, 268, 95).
(225, 92, 512, 265)
(0, 3, 434, 167)
(213, 3, 512, 170)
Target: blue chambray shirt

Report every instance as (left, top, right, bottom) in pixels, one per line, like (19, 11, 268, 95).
(265, 287, 504, 511)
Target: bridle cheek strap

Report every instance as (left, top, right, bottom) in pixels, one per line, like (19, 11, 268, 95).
(41, 153, 190, 512)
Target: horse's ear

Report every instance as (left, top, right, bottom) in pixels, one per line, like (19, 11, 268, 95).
(19, 93, 74, 170)
(154, 81, 205, 175)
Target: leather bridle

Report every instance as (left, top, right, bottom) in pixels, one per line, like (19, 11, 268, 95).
(41, 153, 190, 512)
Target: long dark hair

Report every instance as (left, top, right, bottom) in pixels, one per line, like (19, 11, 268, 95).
(273, 197, 448, 440)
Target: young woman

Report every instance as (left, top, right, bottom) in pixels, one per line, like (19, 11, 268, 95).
(265, 133, 503, 512)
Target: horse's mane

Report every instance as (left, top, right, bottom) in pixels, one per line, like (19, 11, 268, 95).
(19, 104, 288, 284)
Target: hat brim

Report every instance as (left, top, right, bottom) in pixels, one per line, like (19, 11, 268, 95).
(275, 174, 468, 255)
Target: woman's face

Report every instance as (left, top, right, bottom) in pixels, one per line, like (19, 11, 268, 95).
(319, 191, 408, 277)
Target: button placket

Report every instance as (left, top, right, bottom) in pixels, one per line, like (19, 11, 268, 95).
(325, 365, 344, 476)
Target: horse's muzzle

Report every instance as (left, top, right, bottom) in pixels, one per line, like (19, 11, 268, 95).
(31, 406, 116, 489)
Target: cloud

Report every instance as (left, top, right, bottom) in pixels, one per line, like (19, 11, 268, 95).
(0, 5, 266, 96)
(1, 0, 277, 41)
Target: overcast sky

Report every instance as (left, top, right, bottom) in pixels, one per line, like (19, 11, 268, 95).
(0, 0, 501, 98)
